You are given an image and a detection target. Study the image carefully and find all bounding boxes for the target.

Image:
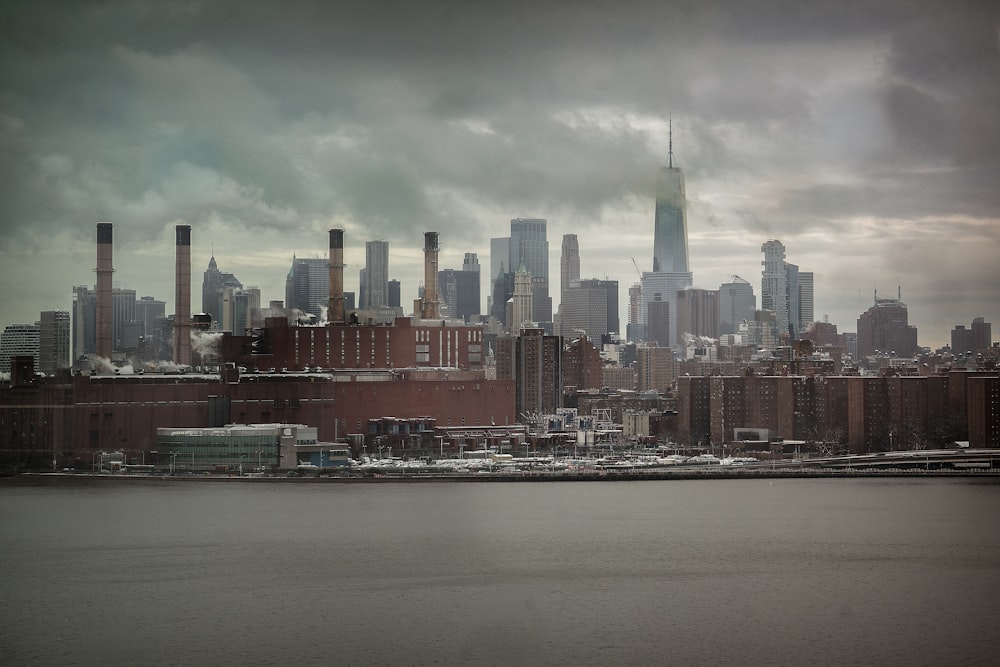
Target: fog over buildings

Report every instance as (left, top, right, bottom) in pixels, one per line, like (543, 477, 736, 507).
(1, 1, 998, 348)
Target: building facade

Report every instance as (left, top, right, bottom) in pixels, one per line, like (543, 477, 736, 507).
(363, 240, 390, 309)
(509, 218, 551, 324)
(496, 327, 562, 418)
(857, 297, 918, 359)
(38, 311, 70, 374)
(676, 288, 719, 340)
(761, 240, 789, 339)
(0, 324, 40, 373)
(719, 277, 756, 336)
(559, 279, 620, 340)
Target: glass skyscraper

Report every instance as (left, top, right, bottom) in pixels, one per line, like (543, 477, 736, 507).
(641, 123, 692, 349)
(652, 128, 690, 274)
(509, 218, 551, 325)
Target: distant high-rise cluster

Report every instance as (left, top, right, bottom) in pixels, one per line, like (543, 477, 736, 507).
(951, 317, 992, 356)
(760, 239, 814, 340)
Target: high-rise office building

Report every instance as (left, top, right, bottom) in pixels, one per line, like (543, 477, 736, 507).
(640, 272, 691, 348)
(560, 234, 580, 307)
(364, 240, 390, 310)
(510, 261, 533, 332)
(761, 240, 789, 338)
(203, 256, 243, 327)
(358, 268, 367, 309)
(284, 256, 329, 317)
(719, 277, 756, 335)
(72, 286, 96, 359)
(463, 253, 480, 273)
(857, 294, 918, 359)
(786, 262, 799, 339)
(627, 283, 644, 343)
(439, 268, 481, 322)
(387, 280, 401, 309)
(135, 296, 166, 342)
(798, 272, 814, 333)
(647, 293, 671, 349)
(489, 237, 511, 320)
(510, 218, 551, 324)
(0, 324, 39, 373)
(112, 288, 136, 351)
(652, 120, 690, 274)
(559, 279, 619, 340)
(951, 317, 992, 355)
(676, 288, 719, 340)
(38, 311, 70, 374)
(641, 122, 693, 348)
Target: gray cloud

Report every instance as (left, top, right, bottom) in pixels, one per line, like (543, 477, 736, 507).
(1, 0, 998, 346)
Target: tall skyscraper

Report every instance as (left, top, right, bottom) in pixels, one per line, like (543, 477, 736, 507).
(112, 288, 136, 351)
(510, 261, 533, 332)
(640, 272, 691, 349)
(559, 279, 619, 340)
(640, 122, 693, 349)
(285, 256, 329, 317)
(652, 120, 690, 274)
(647, 293, 671, 348)
(38, 310, 70, 374)
(387, 279, 401, 309)
(857, 293, 918, 359)
(72, 286, 96, 359)
(719, 276, 756, 335)
(761, 240, 789, 338)
(510, 218, 551, 324)
(135, 296, 166, 342)
(439, 268, 481, 322)
(463, 253, 480, 273)
(203, 255, 243, 327)
(489, 237, 511, 319)
(798, 271, 814, 333)
(560, 234, 580, 307)
(676, 288, 720, 339)
(364, 240, 390, 309)
(627, 283, 644, 343)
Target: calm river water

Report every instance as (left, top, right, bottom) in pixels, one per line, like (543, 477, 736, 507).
(2, 477, 999, 665)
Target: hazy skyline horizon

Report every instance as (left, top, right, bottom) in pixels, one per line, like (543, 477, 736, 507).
(1, 1, 998, 349)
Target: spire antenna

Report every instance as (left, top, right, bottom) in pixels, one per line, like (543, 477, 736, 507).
(668, 112, 673, 169)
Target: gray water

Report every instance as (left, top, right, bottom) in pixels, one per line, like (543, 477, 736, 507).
(1, 477, 999, 666)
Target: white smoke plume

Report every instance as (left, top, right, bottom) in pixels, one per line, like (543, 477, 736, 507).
(191, 331, 223, 359)
(87, 355, 116, 375)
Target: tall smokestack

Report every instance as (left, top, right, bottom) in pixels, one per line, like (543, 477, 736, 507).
(95, 222, 114, 362)
(174, 224, 192, 366)
(328, 228, 345, 323)
(421, 231, 440, 319)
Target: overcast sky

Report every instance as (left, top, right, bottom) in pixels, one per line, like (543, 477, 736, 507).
(1, 0, 998, 348)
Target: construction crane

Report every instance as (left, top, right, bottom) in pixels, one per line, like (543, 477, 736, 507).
(631, 257, 643, 280)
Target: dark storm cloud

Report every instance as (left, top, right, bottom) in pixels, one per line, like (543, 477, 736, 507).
(1, 0, 998, 343)
(880, 5, 1000, 167)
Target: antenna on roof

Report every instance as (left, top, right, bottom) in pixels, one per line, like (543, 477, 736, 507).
(668, 112, 673, 169)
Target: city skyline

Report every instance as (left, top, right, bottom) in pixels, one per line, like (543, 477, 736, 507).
(1, 2, 998, 348)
